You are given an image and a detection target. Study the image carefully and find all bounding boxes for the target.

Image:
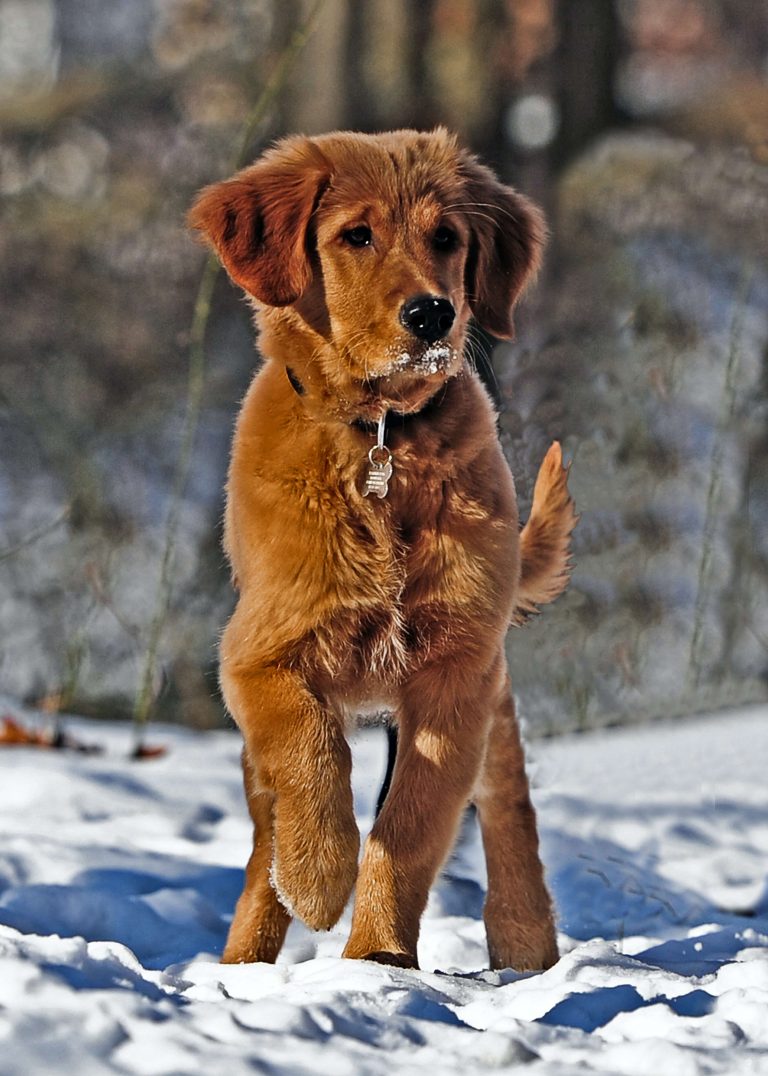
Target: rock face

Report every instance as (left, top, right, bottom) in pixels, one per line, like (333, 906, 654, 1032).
(503, 132, 768, 733)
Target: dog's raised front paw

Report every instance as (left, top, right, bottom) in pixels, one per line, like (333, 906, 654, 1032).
(271, 795, 360, 931)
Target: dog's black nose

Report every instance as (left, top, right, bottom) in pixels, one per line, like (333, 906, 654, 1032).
(400, 295, 455, 344)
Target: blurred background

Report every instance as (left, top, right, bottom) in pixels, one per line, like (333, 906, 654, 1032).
(1, 0, 767, 735)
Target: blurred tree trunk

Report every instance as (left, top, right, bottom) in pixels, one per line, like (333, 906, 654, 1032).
(479, 0, 517, 174)
(281, 0, 348, 134)
(719, 0, 768, 70)
(401, 0, 439, 129)
(341, 0, 440, 132)
(343, 0, 376, 129)
(264, 0, 301, 135)
(552, 0, 624, 167)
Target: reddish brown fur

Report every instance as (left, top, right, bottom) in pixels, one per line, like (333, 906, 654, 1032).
(189, 129, 575, 971)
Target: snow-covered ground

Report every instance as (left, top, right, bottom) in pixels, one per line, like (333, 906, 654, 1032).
(0, 703, 766, 1075)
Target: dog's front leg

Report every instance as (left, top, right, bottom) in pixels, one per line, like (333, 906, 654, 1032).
(342, 662, 492, 968)
(221, 663, 360, 939)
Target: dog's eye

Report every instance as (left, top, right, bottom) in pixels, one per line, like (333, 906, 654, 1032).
(433, 225, 458, 252)
(342, 225, 373, 247)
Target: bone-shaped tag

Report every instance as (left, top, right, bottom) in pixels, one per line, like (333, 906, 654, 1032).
(363, 451, 393, 498)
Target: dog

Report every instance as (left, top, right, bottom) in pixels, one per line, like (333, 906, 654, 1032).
(189, 129, 575, 971)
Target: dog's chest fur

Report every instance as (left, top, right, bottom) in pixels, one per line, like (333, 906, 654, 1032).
(286, 429, 512, 703)
(226, 367, 518, 707)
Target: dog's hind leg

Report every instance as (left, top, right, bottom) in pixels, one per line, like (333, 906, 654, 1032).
(474, 671, 558, 971)
(342, 659, 495, 968)
(222, 750, 290, 963)
(221, 662, 360, 938)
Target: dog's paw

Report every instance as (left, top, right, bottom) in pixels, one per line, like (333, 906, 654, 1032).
(342, 945, 418, 969)
(271, 796, 360, 931)
(486, 918, 559, 972)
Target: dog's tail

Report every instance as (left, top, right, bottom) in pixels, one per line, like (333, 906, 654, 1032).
(511, 442, 577, 626)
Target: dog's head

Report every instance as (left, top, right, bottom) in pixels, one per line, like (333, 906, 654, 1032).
(189, 129, 544, 418)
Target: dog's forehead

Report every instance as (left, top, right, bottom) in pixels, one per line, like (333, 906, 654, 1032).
(317, 132, 464, 218)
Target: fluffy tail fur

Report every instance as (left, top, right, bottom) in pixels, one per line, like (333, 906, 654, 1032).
(512, 442, 577, 625)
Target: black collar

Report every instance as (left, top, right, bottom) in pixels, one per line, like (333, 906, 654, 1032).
(284, 365, 447, 432)
(285, 365, 306, 397)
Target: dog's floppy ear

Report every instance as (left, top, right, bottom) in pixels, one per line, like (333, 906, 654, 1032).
(459, 153, 546, 339)
(188, 137, 330, 307)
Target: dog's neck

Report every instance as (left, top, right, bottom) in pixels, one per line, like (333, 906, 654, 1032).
(283, 364, 450, 432)
(258, 306, 458, 429)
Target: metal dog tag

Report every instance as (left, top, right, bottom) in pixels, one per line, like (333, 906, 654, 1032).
(363, 446, 393, 498)
(362, 410, 393, 498)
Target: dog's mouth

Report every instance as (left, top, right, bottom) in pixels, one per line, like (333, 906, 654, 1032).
(379, 341, 457, 379)
(350, 339, 461, 384)
(327, 335, 464, 423)
(356, 357, 460, 419)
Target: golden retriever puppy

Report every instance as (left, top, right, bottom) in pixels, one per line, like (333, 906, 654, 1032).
(189, 129, 575, 971)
